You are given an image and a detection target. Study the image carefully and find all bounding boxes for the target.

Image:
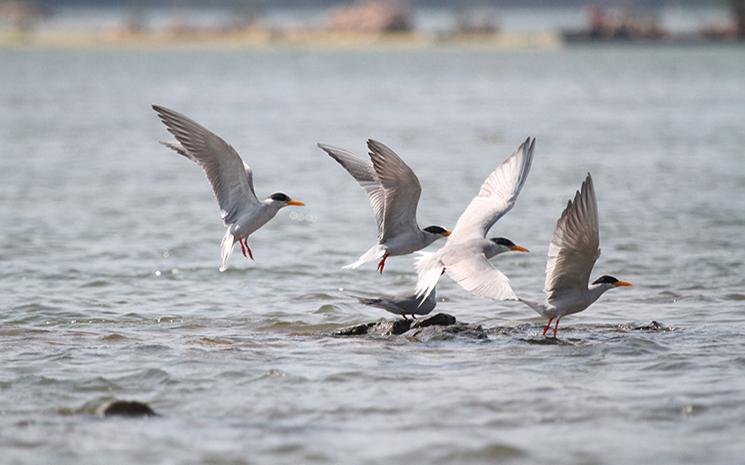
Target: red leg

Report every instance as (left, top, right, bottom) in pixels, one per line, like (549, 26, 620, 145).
(542, 318, 554, 336)
(244, 238, 254, 261)
(376, 253, 389, 274)
(239, 238, 247, 257)
(553, 318, 561, 338)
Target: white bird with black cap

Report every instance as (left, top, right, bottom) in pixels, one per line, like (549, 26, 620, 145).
(318, 139, 451, 273)
(517, 173, 632, 337)
(415, 138, 535, 302)
(152, 105, 305, 272)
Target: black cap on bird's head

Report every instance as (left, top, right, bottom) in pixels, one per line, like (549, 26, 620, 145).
(424, 225, 451, 237)
(269, 192, 305, 206)
(592, 275, 633, 287)
(490, 237, 529, 252)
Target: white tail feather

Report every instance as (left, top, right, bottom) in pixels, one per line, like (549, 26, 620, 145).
(415, 251, 444, 301)
(219, 229, 235, 272)
(343, 244, 386, 270)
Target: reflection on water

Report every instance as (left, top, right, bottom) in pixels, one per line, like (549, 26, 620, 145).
(1, 45, 744, 464)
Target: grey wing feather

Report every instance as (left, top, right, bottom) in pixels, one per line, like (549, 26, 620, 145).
(544, 173, 601, 302)
(448, 138, 535, 243)
(153, 105, 259, 225)
(318, 143, 385, 239)
(366, 139, 422, 242)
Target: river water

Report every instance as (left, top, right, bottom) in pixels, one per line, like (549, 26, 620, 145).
(1, 45, 744, 464)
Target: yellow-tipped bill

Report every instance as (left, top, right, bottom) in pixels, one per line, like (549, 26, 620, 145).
(442, 230, 452, 237)
(287, 199, 305, 206)
(614, 280, 633, 287)
(510, 245, 530, 253)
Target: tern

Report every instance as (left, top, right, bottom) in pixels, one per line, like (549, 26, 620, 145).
(358, 288, 437, 320)
(152, 105, 305, 272)
(318, 139, 451, 273)
(517, 173, 632, 337)
(415, 138, 534, 302)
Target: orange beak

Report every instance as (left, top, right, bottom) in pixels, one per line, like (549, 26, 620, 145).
(287, 199, 305, 206)
(510, 245, 529, 253)
(614, 280, 633, 287)
(442, 230, 452, 237)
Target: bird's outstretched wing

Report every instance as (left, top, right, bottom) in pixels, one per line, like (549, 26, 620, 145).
(367, 139, 422, 242)
(317, 143, 385, 240)
(544, 173, 601, 303)
(153, 105, 259, 225)
(447, 138, 535, 243)
(445, 255, 518, 301)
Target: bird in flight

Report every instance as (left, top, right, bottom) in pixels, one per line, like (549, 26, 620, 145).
(318, 139, 450, 273)
(415, 138, 534, 302)
(517, 173, 632, 337)
(153, 105, 304, 271)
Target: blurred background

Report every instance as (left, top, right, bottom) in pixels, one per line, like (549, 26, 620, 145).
(0, 0, 743, 48)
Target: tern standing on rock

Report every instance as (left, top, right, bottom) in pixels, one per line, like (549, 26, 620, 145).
(358, 288, 437, 320)
(415, 138, 534, 302)
(517, 174, 632, 337)
(153, 105, 305, 272)
(318, 139, 451, 273)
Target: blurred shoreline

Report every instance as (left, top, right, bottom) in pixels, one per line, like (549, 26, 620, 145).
(0, 2, 741, 51)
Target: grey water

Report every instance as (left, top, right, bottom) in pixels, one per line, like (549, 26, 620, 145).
(1, 45, 744, 465)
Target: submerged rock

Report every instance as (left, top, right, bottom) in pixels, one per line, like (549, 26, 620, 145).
(99, 400, 157, 417)
(334, 313, 486, 340)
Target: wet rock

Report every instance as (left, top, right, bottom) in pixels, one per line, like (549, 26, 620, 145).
(334, 318, 411, 336)
(334, 312, 458, 337)
(406, 322, 488, 341)
(334, 313, 487, 341)
(99, 400, 157, 417)
(632, 320, 667, 331)
(411, 313, 456, 329)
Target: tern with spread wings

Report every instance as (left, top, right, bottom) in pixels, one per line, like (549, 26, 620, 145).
(517, 174, 632, 337)
(318, 139, 451, 273)
(415, 138, 534, 302)
(153, 105, 305, 272)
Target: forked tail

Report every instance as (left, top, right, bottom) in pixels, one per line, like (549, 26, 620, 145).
(415, 251, 444, 302)
(343, 244, 386, 270)
(219, 229, 235, 272)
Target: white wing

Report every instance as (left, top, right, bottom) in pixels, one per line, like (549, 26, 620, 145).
(367, 139, 422, 242)
(447, 138, 535, 243)
(153, 105, 259, 225)
(317, 143, 385, 239)
(544, 173, 601, 303)
(445, 255, 517, 301)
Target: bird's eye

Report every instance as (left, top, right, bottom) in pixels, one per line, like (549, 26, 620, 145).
(424, 226, 446, 234)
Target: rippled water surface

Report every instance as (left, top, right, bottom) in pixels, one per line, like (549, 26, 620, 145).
(1, 45, 745, 465)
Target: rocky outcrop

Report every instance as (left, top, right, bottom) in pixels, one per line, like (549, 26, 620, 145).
(333, 313, 487, 340)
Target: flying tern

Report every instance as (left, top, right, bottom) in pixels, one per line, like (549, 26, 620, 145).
(153, 105, 305, 272)
(415, 138, 534, 301)
(318, 139, 451, 273)
(517, 173, 632, 337)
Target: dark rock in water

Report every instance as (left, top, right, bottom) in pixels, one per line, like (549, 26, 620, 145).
(411, 313, 456, 329)
(334, 318, 412, 336)
(334, 313, 485, 340)
(99, 400, 157, 417)
(633, 321, 667, 331)
(406, 321, 488, 341)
